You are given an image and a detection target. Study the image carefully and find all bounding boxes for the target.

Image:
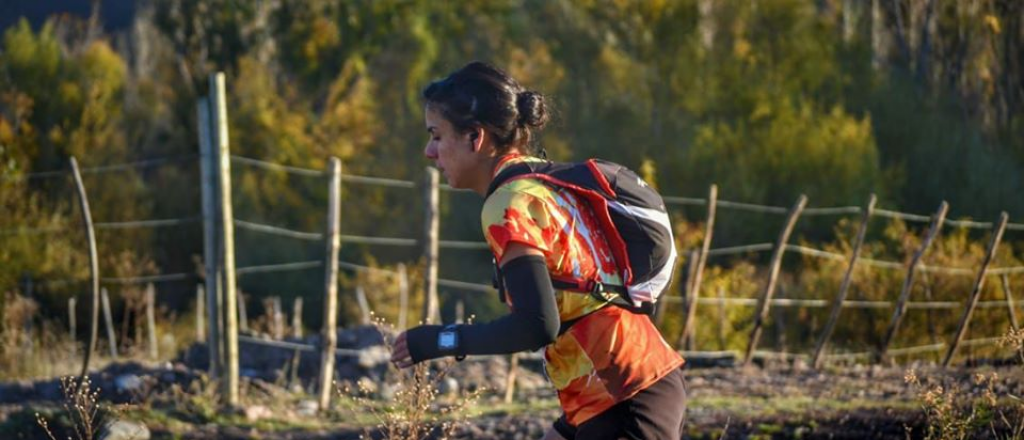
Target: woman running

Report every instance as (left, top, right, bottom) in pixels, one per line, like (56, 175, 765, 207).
(390, 61, 687, 440)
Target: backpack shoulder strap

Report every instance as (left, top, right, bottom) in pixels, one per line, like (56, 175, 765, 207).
(486, 161, 550, 197)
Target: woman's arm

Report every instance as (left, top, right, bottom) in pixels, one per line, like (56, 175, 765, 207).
(391, 243, 559, 367)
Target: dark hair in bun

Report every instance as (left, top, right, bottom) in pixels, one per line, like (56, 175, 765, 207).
(423, 61, 549, 154)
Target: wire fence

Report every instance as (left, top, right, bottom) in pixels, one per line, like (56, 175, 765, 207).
(3, 153, 1023, 365)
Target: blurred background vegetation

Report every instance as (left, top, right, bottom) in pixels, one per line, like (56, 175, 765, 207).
(1, 0, 1022, 361)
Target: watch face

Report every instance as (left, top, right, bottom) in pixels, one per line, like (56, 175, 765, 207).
(439, 331, 457, 349)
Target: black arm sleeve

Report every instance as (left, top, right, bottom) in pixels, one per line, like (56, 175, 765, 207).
(406, 255, 560, 363)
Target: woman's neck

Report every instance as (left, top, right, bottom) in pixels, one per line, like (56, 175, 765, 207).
(475, 152, 523, 197)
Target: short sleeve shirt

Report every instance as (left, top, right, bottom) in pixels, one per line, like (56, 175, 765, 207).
(482, 154, 685, 426)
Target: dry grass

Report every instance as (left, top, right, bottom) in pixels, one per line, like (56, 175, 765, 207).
(337, 315, 482, 440)
(35, 376, 131, 440)
(905, 328, 1024, 440)
(0, 293, 83, 379)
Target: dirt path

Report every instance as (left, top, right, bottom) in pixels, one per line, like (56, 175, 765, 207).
(2, 351, 1021, 439)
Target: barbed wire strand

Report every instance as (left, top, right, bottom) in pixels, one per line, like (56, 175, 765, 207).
(1, 216, 200, 235)
(705, 243, 775, 256)
(0, 225, 66, 235)
(234, 219, 323, 241)
(336, 260, 493, 293)
(667, 295, 1017, 311)
(238, 335, 363, 356)
(96, 217, 202, 230)
(103, 273, 193, 284)
(338, 261, 401, 276)
(784, 244, 1024, 276)
(341, 235, 416, 246)
(230, 155, 324, 178)
(236, 261, 323, 276)
(6, 155, 198, 182)
(438, 278, 494, 293)
(36, 272, 196, 287)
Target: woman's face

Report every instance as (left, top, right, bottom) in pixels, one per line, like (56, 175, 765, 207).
(423, 106, 483, 190)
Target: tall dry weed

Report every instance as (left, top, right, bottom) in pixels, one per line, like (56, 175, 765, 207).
(337, 315, 482, 440)
(35, 376, 128, 440)
(905, 328, 1024, 440)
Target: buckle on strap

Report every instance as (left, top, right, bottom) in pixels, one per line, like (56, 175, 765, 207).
(587, 280, 615, 303)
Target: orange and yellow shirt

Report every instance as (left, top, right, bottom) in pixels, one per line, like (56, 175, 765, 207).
(482, 154, 684, 426)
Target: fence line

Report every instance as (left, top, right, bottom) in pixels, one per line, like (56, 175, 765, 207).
(1, 216, 201, 235)
(337, 260, 494, 294)
(706, 243, 775, 256)
(438, 278, 495, 293)
(9, 150, 1024, 373)
(341, 235, 416, 246)
(786, 244, 1023, 276)
(345, 174, 415, 189)
(234, 218, 323, 241)
(874, 208, 932, 223)
(0, 225, 65, 235)
(230, 155, 325, 178)
(236, 261, 323, 276)
(9, 154, 1024, 230)
(338, 261, 401, 276)
(96, 217, 202, 230)
(803, 206, 863, 216)
(102, 273, 193, 284)
(662, 196, 705, 206)
(5, 154, 199, 182)
(670, 295, 1018, 311)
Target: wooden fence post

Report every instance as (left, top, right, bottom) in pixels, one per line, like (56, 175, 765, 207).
(397, 263, 409, 331)
(292, 297, 304, 338)
(237, 291, 249, 333)
(21, 275, 34, 350)
(211, 72, 240, 405)
(146, 283, 158, 360)
(717, 285, 727, 350)
(773, 284, 788, 354)
(677, 250, 699, 350)
(356, 287, 371, 325)
(653, 291, 668, 327)
(877, 201, 948, 363)
(943, 212, 1009, 367)
(504, 353, 519, 404)
(812, 194, 876, 369)
(69, 297, 77, 341)
(455, 299, 465, 324)
(743, 194, 807, 366)
(70, 157, 99, 391)
(272, 296, 284, 340)
(289, 297, 304, 387)
(680, 185, 718, 345)
(919, 269, 940, 344)
(1000, 275, 1019, 331)
(422, 167, 441, 325)
(319, 157, 342, 411)
(196, 285, 205, 342)
(100, 288, 118, 360)
(197, 97, 221, 378)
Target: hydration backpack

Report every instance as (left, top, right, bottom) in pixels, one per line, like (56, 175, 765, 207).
(487, 159, 678, 316)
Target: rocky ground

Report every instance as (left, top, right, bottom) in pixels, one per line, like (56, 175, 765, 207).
(1, 325, 1021, 439)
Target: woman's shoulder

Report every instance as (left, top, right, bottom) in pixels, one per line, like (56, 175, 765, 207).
(489, 176, 557, 201)
(481, 177, 559, 223)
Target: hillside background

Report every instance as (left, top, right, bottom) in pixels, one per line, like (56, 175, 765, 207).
(1, 0, 1022, 344)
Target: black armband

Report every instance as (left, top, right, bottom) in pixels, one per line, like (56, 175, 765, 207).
(459, 255, 560, 355)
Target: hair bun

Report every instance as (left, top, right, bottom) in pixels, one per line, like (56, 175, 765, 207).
(516, 91, 549, 129)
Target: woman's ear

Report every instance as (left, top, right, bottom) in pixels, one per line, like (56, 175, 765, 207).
(470, 127, 486, 152)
